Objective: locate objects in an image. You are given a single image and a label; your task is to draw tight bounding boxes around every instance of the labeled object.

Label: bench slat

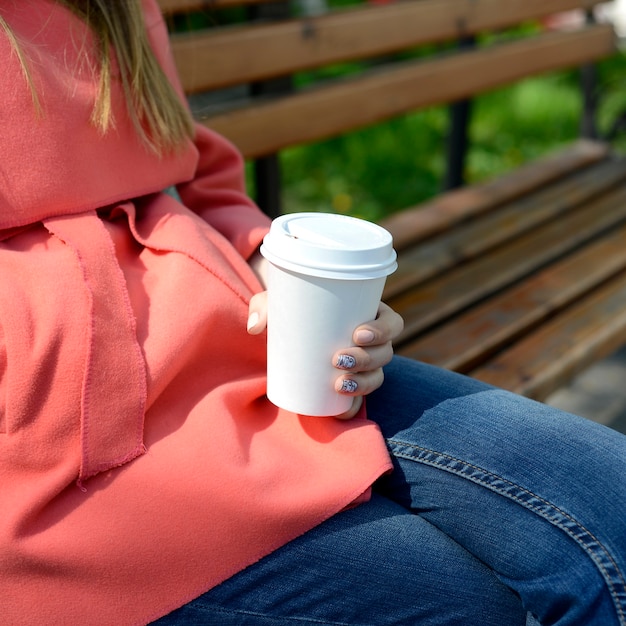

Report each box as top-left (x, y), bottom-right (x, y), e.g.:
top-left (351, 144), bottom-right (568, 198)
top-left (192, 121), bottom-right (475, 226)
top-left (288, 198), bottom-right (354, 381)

top-left (399, 223), bottom-right (626, 372)
top-left (169, 0), bottom-right (603, 92)
top-left (380, 140), bottom-right (609, 251)
top-left (389, 181), bottom-right (626, 342)
top-left (384, 156), bottom-right (626, 298)
top-left (202, 25), bottom-right (615, 158)
top-left (469, 272), bottom-right (626, 400)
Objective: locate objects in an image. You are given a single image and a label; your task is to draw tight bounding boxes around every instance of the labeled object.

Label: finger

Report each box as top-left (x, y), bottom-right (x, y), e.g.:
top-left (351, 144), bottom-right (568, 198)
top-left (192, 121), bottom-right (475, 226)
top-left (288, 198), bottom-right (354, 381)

top-left (333, 395), bottom-right (363, 421)
top-left (353, 302), bottom-right (404, 346)
top-left (333, 343), bottom-right (394, 374)
top-left (247, 291), bottom-right (268, 334)
top-left (335, 368), bottom-right (385, 399)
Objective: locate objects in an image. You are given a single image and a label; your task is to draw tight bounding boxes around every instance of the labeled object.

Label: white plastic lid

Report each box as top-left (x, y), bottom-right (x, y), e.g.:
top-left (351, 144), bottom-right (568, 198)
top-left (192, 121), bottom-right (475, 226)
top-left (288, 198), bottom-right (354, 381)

top-left (260, 213), bottom-right (397, 279)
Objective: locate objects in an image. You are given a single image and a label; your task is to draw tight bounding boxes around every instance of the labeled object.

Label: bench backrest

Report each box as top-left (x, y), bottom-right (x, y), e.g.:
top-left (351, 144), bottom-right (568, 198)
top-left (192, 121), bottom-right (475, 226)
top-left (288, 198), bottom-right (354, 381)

top-left (157, 0), bottom-right (615, 212)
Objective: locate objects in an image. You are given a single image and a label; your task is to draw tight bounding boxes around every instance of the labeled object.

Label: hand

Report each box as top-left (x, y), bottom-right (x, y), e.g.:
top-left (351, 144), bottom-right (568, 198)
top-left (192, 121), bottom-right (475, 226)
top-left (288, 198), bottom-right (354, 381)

top-left (331, 302), bottom-right (404, 419)
top-left (247, 295), bottom-right (404, 420)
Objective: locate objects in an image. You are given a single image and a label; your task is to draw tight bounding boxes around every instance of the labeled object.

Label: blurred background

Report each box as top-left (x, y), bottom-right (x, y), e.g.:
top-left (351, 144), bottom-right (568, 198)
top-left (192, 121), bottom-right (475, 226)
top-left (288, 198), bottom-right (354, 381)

top-left (173, 0), bottom-right (626, 222)
top-left (266, 0), bottom-right (626, 223)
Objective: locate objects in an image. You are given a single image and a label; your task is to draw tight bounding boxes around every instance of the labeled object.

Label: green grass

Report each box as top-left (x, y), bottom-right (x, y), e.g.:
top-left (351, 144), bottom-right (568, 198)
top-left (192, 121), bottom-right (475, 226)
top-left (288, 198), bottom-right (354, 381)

top-left (248, 53), bottom-right (626, 222)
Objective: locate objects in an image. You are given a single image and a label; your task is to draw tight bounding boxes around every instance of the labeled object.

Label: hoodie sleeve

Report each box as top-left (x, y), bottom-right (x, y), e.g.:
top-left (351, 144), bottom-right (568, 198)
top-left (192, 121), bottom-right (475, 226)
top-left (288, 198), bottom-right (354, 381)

top-left (176, 123), bottom-right (271, 260)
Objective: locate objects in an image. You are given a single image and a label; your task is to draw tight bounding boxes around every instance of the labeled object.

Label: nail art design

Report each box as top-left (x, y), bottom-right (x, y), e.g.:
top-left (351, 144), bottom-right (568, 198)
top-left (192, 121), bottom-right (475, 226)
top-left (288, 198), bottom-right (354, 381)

top-left (336, 354), bottom-right (357, 370)
top-left (340, 379), bottom-right (358, 393)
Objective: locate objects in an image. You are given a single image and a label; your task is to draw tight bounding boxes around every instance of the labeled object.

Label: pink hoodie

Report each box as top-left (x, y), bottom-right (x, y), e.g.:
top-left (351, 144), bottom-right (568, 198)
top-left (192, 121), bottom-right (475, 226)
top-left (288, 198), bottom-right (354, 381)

top-left (0, 1), bottom-right (392, 623)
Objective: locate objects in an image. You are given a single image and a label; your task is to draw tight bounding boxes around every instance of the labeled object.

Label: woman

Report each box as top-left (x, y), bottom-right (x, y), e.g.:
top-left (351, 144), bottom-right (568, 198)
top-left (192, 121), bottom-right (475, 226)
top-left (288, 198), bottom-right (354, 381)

top-left (1, 2), bottom-right (624, 624)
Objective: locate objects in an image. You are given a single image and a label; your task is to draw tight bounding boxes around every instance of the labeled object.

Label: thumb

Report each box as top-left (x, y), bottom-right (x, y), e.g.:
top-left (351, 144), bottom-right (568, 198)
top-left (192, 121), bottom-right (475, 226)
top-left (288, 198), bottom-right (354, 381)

top-left (247, 291), bottom-right (268, 335)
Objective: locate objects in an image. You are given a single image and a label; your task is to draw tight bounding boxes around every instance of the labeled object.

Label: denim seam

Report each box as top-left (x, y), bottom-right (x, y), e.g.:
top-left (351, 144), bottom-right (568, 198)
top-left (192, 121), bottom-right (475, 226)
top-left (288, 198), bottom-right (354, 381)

top-left (174, 603), bottom-right (373, 626)
top-left (387, 438), bottom-right (626, 626)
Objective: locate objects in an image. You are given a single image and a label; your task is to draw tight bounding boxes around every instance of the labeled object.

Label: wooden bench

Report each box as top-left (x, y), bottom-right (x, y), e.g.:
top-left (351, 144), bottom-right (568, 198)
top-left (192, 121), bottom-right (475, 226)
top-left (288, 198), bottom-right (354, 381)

top-left (158, 0), bottom-right (626, 402)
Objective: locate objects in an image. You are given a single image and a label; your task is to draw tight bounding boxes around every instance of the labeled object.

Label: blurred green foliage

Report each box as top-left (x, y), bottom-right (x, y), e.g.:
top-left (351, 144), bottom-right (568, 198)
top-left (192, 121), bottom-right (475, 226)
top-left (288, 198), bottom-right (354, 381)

top-left (258, 51), bottom-right (626, 222)
top-left (173, 1), bottom-right (626, 221)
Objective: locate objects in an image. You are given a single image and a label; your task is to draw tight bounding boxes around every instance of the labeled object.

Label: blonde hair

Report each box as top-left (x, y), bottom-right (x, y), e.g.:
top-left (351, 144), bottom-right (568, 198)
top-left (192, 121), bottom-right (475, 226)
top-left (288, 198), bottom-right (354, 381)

top-left (3, 0), bottom-right (194, 154)
top-left (0, 13), bottom-right (42, 116)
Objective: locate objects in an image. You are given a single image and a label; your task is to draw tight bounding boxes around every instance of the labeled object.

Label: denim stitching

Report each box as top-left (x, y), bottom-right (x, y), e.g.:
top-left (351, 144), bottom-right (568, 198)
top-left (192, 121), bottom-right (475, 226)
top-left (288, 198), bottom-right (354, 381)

top-left (177, 603), bottom-right (374, 625)
top-left (387, 438), bottom-right (626, 625)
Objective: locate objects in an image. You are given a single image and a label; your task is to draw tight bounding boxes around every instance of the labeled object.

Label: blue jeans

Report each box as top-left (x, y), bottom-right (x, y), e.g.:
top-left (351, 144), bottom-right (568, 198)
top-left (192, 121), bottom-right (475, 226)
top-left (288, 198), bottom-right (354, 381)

top-left (153, 357), bottom-right (626, 625)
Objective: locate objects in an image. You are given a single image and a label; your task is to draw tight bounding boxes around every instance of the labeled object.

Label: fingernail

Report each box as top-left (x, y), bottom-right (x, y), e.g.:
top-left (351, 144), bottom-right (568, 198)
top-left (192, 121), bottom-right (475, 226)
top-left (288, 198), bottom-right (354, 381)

top-left (247, 311), bottom-right (259, 331)
top-left (339, 379), bottom-right (358, 393)
top-left (336, 354), bottom-right (356, 369)
top-left (355, 329), bottom-right (375, 344)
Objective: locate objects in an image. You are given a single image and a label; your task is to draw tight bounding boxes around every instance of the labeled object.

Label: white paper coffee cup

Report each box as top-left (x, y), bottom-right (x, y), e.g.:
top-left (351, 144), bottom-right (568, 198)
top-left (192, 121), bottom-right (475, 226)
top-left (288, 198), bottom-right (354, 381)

top-left (260, 212), bottom-right (397, 416)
